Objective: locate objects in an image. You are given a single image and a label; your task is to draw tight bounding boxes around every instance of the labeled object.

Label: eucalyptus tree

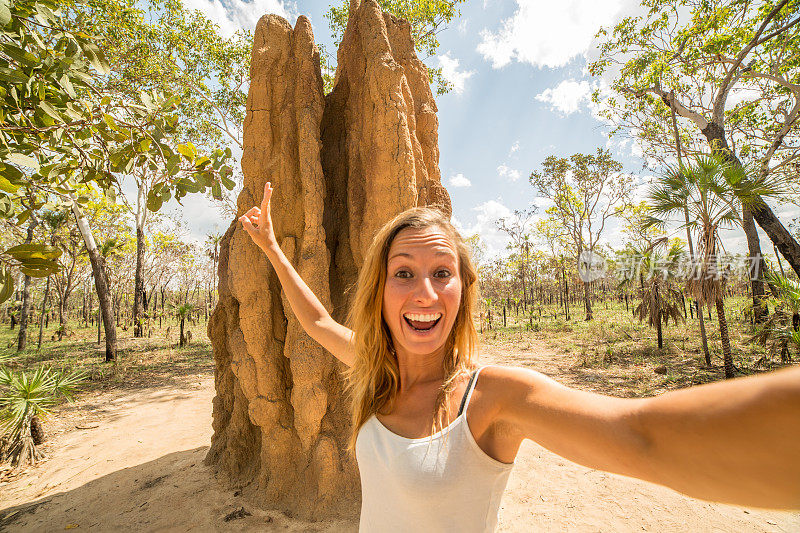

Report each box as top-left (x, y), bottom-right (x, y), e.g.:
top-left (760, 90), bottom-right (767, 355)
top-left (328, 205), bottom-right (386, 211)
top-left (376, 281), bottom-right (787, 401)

top-left (0, 0), bottom-right (234, 359)
top-left (41, 209), bottom-right (85, 334)
top-left (534, 217), bottom-right (573, 319)
top-left (530, 149), bottom-right (633, 320)
top-left (591, 0), bottom-right (800, 286)
top-left (496, 208), bottom-right (536, 308)
top-left (68, 0), bottom-right (244, 336)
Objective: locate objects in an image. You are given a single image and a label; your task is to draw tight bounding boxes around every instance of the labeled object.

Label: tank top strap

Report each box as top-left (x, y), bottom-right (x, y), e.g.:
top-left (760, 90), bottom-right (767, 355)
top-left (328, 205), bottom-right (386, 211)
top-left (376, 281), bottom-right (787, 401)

top-left (457, 366), bottom-right (485, 416)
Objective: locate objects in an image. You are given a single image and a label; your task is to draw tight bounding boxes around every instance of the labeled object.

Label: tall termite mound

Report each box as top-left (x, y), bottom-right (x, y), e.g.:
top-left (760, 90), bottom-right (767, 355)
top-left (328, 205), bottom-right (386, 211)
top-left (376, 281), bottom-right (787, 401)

top-left (206, 0), bottom-right (451, 520)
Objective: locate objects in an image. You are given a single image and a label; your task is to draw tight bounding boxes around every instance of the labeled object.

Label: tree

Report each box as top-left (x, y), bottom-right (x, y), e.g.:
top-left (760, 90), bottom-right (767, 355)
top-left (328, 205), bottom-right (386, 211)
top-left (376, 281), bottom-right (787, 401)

top-left (69, 0), bottom-right (245, 336)
top-left (497, 208), bottom-right (536, 308)
top-left (621, 200), bottom-right (712, 363)
top-left (530, 149), bottom-right (633, 320)
top-left (591, 0), bottom-right (800, 286)
top-left (625, 239), bottom-right (686, 350)
top-left (752, 271), bottom-right (800, 363)
top-left (0, 356), bottom-right (85, 470)
top-left (324, 0), bottom-right (466, 94)
top-left (648, 155), bottom-right (775, 377)
top-left (41, 209), bottom-right (86, 335)
top-left (0, 0), bottom-right (235, 359)
top-left (173, 302), bottom-right (193, 347)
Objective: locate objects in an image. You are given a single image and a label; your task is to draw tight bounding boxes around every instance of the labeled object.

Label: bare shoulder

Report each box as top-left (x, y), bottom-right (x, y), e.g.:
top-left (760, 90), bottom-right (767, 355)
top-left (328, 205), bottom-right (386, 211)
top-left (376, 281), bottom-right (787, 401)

top-left (476, 364), bottom-right (550, 403)
top-left (474, 365), bottom-right (552, 421)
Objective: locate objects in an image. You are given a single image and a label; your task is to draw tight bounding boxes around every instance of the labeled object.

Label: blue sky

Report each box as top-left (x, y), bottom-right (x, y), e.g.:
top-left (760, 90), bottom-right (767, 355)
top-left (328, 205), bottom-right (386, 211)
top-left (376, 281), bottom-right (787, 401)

top-left (168, 0), bottom-right (783, 259)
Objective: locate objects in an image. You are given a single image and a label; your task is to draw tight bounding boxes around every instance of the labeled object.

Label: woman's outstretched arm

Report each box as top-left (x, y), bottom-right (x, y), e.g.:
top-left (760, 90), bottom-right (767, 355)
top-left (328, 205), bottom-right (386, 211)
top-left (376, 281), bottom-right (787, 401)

top-left (239, 181), bottom-right (355, 367)
top-left (490, 364), bottom-right (800, 509)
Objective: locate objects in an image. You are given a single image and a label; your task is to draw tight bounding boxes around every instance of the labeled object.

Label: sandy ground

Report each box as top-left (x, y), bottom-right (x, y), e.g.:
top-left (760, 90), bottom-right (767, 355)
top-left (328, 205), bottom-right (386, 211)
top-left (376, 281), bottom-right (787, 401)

top-left (1, 342), bottom-right (798, 532)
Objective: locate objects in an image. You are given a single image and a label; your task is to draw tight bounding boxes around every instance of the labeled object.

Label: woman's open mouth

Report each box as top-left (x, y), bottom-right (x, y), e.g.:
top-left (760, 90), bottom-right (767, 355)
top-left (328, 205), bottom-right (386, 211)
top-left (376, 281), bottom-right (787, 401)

top-left (403, 312), bottom-right (442, 332)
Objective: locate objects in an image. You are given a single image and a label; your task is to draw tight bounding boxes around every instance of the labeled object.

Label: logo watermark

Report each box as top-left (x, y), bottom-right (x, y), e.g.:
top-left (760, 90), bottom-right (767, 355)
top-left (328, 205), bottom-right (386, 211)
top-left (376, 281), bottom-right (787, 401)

top-left (577, 251), bottom-right (607, 282)
top-left (575, 252), bottom-right (763, 282)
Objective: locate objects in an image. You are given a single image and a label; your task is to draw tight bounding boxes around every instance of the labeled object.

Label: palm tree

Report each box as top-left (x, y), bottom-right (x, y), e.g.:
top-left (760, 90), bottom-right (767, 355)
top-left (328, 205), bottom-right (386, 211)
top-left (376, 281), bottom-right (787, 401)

top-left (647, 154), bottom-right (767, 378)
top-left (623, 239), bottom-right (686, 350)
top-left (0, 355), bottom-right (85, 470)
top-left (751, 271), bottom-right (800, 364)
top-left (172, 303), bottom-right (194, 347)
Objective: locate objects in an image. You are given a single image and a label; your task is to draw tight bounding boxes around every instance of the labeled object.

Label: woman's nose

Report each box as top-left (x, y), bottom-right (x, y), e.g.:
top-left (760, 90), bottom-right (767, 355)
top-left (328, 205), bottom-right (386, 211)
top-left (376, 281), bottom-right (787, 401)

top-left (413, 276), bottom-right (437, 303)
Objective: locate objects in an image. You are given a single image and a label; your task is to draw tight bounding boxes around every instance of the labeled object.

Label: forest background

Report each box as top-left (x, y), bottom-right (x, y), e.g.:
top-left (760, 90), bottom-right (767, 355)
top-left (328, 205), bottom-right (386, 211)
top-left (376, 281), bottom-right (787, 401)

top-left (0, 0), bottom-right (799, 486)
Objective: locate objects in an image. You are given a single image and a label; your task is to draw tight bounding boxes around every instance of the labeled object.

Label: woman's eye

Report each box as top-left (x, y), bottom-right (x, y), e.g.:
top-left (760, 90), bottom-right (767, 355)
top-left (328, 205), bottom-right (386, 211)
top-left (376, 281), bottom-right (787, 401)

top-left (395, 270), bottom-right (412, 279)
top-left (435, 269), bottom-right (452, 278)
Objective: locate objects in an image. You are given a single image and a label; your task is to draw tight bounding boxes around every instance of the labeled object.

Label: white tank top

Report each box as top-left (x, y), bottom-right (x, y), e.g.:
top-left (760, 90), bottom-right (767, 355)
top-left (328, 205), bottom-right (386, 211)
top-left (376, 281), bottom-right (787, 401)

top-left (355, 366), bottom-right (516, 532)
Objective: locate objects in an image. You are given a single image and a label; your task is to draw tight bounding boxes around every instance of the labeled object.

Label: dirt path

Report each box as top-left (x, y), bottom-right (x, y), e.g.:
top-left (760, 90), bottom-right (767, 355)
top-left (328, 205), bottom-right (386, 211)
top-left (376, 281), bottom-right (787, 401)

top-left (1, 342), bottom-right (797, 532)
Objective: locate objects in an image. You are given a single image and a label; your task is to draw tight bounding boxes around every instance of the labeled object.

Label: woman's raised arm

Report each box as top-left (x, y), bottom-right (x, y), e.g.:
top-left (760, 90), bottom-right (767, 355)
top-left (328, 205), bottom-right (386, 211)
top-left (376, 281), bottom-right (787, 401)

top-left (489, 364), bottom-right (800, 509)
top-left (239, 181), bottom-right (355, 367)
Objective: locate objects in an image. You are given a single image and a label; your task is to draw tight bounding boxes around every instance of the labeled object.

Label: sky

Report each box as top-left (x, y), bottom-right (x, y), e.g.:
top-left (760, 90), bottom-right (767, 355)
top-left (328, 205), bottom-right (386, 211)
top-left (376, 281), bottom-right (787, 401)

top-left (165, 0), bottom-right (792, 261)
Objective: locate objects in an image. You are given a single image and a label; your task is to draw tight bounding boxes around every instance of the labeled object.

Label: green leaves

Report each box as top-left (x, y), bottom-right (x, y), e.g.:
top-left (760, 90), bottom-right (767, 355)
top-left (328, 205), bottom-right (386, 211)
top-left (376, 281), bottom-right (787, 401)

top-left (0, 0), bottom-right (11, 27)
top-left (0, 266), bottom-right (13, 304)
top-left (2, 243), bottom-right (62, 279)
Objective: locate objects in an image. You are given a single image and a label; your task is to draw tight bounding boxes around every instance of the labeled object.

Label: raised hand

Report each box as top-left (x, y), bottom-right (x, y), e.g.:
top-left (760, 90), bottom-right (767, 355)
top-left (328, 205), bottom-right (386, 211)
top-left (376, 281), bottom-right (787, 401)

top-left (239, 181), bottom-right (277, 252)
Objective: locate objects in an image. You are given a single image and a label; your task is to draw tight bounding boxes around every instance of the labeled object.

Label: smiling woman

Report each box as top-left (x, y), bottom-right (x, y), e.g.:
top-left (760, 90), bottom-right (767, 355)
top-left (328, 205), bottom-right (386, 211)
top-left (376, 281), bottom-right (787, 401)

top-left (239, 182), bottom-right (800, 532)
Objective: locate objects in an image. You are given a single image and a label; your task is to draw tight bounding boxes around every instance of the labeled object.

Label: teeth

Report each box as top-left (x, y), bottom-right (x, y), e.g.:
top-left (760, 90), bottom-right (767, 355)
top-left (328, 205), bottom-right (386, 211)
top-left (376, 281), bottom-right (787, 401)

top-left (404, 313), bottom-right (442, 322)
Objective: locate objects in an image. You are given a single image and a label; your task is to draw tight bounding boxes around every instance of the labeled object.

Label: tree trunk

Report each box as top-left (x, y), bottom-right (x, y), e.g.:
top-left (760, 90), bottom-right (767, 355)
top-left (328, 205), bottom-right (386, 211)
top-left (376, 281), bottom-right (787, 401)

top-left (17, 220), bottom-right (37, 352)
top-left (133, 225), bottom-right (145, 337)
top-left (582, 280), bottom-right (592, 321)
top-left (17, 272), bottom-right (31, 352)
top-left (37, 276), bottom-right (50, 351)
top-left (715, 297), bottom-right (735, 379)
top-left (70, 198), bottom-right (117, 362)
top-left (742, 207), bottom-right (767, 322)
top-left (180, 315), bottom-right (186, 347)
top-left (655, 283), bottom-right (663, 350)
top-left (697, 121), bottom-right (800, 277)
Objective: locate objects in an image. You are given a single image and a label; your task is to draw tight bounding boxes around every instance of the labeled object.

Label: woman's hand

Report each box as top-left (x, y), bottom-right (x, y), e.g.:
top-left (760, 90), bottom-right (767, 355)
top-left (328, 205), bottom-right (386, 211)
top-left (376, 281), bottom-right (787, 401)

top-left (239, 181), bottom-right (277, 252)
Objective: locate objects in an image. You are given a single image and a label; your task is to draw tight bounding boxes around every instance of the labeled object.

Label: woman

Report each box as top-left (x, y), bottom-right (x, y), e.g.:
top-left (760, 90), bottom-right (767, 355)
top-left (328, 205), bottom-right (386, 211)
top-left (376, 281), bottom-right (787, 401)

top-left (239, 182), bottom-right (799, 532)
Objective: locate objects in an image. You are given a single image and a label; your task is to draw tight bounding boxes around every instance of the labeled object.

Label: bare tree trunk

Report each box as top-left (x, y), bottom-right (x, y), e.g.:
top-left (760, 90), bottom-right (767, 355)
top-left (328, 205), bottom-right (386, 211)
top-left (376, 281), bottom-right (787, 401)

top-left (17, 220), bottom-right (37, 352)
top-left (743, 207), bottom-right (767, 323)
top-left (133, 225), bottom-right (145, 337)
top-left (655, 283), bottom-right (663, 350)
top-left (582, 281), bottom-right (592, 321)
top-left (37, 276), bottom-right (50, 351)
top-left (715, 297), bottom-right (735, 379)
top-left (70, 198), bottom-right (117, 362)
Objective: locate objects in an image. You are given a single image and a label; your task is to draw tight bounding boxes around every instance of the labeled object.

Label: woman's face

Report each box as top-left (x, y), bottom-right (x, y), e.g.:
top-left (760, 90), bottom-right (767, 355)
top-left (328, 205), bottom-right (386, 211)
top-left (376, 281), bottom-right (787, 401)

top-left (382, 226), bottom-right (462, 360)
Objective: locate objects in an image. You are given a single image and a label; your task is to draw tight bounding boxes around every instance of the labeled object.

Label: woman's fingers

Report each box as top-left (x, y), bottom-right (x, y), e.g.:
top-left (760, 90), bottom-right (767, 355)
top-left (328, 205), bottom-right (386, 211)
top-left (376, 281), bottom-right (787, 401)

top-left (243, 206), bottom-right (261, 219)
top-left (261, 181), bottom-right (272, 213)
top-left (239, 214), bottom-right (257, 236)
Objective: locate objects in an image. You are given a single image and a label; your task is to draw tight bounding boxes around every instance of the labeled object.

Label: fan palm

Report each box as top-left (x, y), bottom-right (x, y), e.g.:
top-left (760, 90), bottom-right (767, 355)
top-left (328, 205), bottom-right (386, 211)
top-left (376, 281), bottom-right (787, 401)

top-left (623, 239), bottom-right (686, 350)
top-left (172, 303), bottom-right (194, 347)
top-left (0, 354), bottom-right (85, 470)
top-left (751, 271), bottom-right (800, 364)
top-left (647, 154), bottom-right (767, 378)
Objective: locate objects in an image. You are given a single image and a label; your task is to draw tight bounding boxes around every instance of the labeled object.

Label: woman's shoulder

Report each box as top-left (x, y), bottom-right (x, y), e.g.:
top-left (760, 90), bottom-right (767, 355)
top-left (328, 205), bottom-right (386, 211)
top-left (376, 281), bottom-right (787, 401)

top-left (473, 364), bottom-right (548, 407)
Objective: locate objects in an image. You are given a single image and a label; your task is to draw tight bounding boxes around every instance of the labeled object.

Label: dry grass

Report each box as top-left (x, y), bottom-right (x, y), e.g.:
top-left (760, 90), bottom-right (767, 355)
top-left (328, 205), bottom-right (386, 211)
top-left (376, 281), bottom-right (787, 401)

top-left (0, 317), bottom-right (214, 393)
top-left (479, 296), bottom-right (796, 398)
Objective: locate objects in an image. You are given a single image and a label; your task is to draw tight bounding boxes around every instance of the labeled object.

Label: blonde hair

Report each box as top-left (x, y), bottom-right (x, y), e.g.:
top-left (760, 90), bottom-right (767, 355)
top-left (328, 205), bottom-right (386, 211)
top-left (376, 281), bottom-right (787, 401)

top-left (344, 207), bottom-right (479, 451)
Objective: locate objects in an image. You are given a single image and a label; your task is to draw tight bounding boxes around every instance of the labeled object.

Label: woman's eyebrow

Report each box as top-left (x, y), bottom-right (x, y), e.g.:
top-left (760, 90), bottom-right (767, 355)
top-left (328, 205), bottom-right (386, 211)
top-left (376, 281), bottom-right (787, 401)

top-left (388, 250), bottom-right (455, 261)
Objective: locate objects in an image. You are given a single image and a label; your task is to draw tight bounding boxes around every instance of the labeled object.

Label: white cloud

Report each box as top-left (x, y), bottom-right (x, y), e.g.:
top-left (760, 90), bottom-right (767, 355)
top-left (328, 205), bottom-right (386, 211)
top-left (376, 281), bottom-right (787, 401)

top-left (448, 173), bottom-right (472, 188)
top-left (438, 52), bottom-right (475, 95)
top-left (497, 164), bottom-right (521, 182)
top-left (454, 200), bottom-right (514, 258)
top-left (182, 0), bottom-right (296, 37)
top-left (477, 0), bottom-right (625, 69)
top-left (457, 19), bottom-right (468, 35)
top-left (509, 140), bottom-right (520, 155)
top-left (535, 79), bottom-right (596, 115)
